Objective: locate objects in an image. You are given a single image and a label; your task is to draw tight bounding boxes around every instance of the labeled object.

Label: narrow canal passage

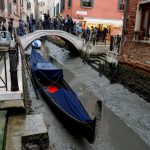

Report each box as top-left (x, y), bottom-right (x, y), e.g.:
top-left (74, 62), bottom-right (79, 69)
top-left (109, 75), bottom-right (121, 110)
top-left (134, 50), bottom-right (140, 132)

top-left (24, 40), bottom-right (150, 150)
top-left (26, 41), bottom-right (102, 150)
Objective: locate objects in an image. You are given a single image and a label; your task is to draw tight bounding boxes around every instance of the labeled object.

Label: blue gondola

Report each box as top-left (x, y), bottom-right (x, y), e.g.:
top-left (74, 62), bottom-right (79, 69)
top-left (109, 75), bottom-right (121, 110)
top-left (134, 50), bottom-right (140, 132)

top-left (29, 49), bottom-right (96, 142)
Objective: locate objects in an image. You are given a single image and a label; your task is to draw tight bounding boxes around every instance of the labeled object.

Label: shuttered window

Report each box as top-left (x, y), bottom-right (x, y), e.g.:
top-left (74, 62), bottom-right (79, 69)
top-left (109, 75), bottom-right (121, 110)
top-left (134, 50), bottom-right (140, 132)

top-left (60, 0), bottom-right (65, 12)
top-left (68, 0), bottom-right (72, 8)
top-left (56, 3), bottom-right (60, 16)
top-left (13, 0), bottom-right (17, 3)
top-left (27, 2), bottom-right (31, 10)
top-left (140, 3), bottom-right (150, 38)
top-left (81, 0), bottom-right (93, 7)
top-left (54, 7), bottom-right (55, 16)
top-left (0, 0), bottom-right (5, 11)
top-left (118, 0), bottom-right (124, 10)
top-left (8, 2), bottom-right (12, 15)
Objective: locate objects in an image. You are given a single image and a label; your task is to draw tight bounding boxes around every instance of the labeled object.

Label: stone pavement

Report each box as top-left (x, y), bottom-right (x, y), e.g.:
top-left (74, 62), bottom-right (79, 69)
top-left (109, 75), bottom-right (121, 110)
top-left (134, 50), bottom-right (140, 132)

top-left (5, 114), bottom-right (49, 150)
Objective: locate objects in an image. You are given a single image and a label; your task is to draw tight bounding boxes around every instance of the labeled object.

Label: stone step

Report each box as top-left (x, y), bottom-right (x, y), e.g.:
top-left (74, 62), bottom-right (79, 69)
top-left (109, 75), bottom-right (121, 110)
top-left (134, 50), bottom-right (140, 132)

top-left (0, 111), bottom-right (7, 150)
top-left (5, 114), bottom-right (49, 150)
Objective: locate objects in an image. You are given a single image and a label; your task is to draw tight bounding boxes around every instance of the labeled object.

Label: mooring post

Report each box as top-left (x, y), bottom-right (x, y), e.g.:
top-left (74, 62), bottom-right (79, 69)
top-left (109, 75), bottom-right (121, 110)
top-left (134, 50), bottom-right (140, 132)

top-left (9, 46), bottom-right (19, 91)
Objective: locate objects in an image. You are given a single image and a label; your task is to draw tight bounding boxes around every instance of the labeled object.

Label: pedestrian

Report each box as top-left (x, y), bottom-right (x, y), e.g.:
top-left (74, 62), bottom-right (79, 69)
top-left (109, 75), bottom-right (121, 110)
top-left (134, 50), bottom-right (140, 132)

top-left (8, 18), bottom-right (13, 39)
top-left (102, 27), bottom-right (108, 43)
top-left (2, 19), bottom-right (6, 38)
top-left (28, 18), bottom-right (33, 33)
top-left (85, 26), bottom-right (90, 43)
top-left (92, 27), bottom-right (97, 46)
top-left (32, 18), bottom-right (36, 31)
top-left (53, 17), bottom-right (58, 30)
top-left (57, 15), bottom-right (62, 30)
top-left (18, 19), bottom-right (26, 36)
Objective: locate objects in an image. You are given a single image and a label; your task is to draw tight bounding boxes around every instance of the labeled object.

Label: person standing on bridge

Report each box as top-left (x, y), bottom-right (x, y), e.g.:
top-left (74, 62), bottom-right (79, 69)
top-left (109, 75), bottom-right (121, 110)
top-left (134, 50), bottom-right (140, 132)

top-left (85, 26), bottom-right (90, 43)
top-left (57, 15), bottom-right (63, 30)
top-left (8, 18), bottom-right (14, 40)
top-left (92, 27), bottom-right (98, 46)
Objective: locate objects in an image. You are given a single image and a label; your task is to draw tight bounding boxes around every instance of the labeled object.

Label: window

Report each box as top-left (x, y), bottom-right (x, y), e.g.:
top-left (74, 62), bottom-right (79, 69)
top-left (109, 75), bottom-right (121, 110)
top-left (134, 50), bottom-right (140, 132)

top-left (61, 0), bottom-right (65, 12)
top-left (27, 2), bottom-right (31, 10)
top-left (13, 0), bottom-right (17, 3)
top-left (68, 0), bottom-right (72, 8)
top-left (81, 0), bottom-right (93, 7)
top-left (0, 0), bottom-right (5, 11)
top-left (118, 0), bottom-right (124, 10)
top-left (140, 3), bottom-right (150, 38)
top-left (54, 6), bottom-right (55, 16)
top-left (7, 2), bottom-right (11, 15)
top-left (56, 3), bottom-right (59, 16)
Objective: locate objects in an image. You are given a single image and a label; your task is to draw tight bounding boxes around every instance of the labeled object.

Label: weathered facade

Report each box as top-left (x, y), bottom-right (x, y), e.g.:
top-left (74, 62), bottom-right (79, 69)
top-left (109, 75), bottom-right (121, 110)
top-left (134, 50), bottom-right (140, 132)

top-left (118, 0), bottom-right (150, 102)
top-left (120, 0), bottom-right (150, 72)
top-left (0, 0), bottom-right (22, 28)
top-left (52, 0), bottom-right (124, 35)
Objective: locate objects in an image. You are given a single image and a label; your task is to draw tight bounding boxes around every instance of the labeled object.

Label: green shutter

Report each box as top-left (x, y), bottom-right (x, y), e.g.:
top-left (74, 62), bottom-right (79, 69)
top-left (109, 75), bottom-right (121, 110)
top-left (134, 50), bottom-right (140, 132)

top-left (80, 0), bottom-right (83, 7)
top-left (56, 3), bottom-right (59, 16)
top-left (8, 2), bottom-right (11, 15)
top-left (68, 0), bottom-right (72, 8)
top-left (63, 0), bottom-right (65, 10)
top-left (0, 0), bottom-right (5, 10)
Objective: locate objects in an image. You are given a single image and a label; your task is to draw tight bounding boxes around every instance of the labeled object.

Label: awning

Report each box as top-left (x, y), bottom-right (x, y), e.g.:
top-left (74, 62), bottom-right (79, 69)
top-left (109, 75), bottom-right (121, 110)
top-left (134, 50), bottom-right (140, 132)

top-left (83, 18), bottom-right (123, 26)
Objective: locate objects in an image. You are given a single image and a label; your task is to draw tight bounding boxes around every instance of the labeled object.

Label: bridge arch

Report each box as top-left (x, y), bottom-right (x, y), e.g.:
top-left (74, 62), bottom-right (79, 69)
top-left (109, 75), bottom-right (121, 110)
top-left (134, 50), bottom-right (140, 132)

top-left (19, 30), bottom-right (84, 52)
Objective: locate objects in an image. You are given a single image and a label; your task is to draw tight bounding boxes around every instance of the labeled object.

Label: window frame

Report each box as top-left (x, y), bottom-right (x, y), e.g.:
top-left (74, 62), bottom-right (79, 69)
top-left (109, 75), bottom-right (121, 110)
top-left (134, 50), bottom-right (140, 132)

top-left (56, 3), bottom-right (60, 16)
top-left (80, 0), bottom-right (93, 8)
top-left (140, 3), bottom-right (150, 38)
top-left (134, 2), bottom-right (150, 42)
top-left (68, 0), bottom-right (72, 8)
top-left (118, 0), bottom-right (124, 11)
top-left (60, 0), bottom-right (65, 12)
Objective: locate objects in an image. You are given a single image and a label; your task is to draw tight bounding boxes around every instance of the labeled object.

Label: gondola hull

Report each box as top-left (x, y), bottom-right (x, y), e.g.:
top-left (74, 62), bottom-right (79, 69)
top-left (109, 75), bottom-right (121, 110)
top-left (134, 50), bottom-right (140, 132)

top-left (29, 49), bottom-right (96, 143)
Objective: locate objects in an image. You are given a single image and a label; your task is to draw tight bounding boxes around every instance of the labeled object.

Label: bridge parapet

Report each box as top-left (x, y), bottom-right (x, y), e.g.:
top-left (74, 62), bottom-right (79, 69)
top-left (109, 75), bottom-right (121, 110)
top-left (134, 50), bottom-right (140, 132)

top-left (19, 30), bottom-right (84, 50)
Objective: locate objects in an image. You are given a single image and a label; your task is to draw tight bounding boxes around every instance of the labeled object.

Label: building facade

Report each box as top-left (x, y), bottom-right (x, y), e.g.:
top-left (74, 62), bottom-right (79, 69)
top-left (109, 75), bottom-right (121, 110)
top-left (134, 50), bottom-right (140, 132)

top-left (52, 0), bottom-right (124, 35)
top-left (120, 0), bottom-right (150, 73)
top-left (0, 0), bottom-right (22, 28)
top-left (35, 0), bottom-right (51, 20)
top-left (118, 0), bottom-right (150, 102)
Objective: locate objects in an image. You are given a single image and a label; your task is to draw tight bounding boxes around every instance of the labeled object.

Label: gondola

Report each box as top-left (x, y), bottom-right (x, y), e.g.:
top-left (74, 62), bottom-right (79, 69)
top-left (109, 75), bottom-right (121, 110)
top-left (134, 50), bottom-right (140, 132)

top-left (29, 49), bottom-right (96, 143)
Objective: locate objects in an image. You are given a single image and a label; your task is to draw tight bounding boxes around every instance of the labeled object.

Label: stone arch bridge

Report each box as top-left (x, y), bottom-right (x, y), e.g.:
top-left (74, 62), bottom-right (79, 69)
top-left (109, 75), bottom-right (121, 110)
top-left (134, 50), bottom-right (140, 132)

top-left (19, 30), bottom-right (84, 53)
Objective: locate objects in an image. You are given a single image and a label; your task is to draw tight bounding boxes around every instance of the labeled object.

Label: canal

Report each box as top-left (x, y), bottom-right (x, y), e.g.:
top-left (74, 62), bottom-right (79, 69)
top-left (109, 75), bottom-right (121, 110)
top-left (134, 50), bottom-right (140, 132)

top-left (25, 40), bottom-right (150, 150)
top-left (25, 40), bottom-right (103, 150)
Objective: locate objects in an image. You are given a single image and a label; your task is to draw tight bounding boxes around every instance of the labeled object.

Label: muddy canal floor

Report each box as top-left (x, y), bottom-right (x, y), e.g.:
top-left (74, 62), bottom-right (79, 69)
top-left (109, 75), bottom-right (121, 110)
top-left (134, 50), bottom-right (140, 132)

top-left (25, 73), bottom-right (101, 150)
top-left (23, 41), bottom-right (104, 150)
top-left (23, 41), bottom-right (150, 150)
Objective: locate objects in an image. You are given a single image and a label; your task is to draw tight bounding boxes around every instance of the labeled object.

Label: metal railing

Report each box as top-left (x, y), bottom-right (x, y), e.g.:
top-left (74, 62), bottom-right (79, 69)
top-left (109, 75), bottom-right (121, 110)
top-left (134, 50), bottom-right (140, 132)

top-left (0, 31), bottom-right (12, 91)
top-left (0, 31), bottom-right (12, 90)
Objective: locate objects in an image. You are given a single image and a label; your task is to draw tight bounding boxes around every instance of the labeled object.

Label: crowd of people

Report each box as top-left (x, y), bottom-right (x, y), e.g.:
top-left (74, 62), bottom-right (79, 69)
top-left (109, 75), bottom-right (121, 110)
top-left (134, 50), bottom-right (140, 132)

top-left (0, 18), bottom-right (14, 39)
top-left (0, 14), bottom-right (109, 46)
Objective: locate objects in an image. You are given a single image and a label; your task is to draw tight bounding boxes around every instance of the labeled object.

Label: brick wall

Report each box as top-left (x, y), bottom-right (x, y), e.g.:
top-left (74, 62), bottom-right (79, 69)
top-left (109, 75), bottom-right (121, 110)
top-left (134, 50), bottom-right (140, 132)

top-left (119, 0), bottom-right (150, 74)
